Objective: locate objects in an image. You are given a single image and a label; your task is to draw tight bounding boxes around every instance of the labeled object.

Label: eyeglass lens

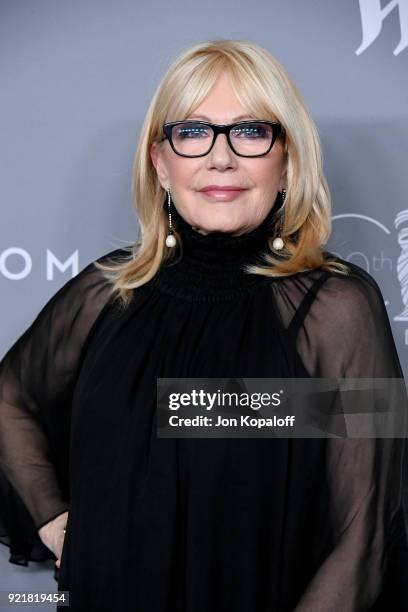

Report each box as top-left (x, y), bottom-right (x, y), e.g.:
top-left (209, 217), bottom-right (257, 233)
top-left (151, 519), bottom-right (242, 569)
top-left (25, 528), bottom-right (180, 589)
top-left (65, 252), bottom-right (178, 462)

top-left (170, 122), bottom-right (274, 156)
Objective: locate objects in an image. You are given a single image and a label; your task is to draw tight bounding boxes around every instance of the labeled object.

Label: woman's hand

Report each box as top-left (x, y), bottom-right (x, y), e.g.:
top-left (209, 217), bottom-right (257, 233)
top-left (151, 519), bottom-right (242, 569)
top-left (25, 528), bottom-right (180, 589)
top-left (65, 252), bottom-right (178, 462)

top-left (38, 511), bottom-right (68, 569)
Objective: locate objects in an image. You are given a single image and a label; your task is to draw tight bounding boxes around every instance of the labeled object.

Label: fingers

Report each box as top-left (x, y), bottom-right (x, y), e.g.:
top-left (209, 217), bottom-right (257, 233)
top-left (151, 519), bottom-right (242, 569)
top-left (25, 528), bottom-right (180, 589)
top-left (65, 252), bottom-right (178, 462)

top-left (55, 526), bottom-right (66, 569)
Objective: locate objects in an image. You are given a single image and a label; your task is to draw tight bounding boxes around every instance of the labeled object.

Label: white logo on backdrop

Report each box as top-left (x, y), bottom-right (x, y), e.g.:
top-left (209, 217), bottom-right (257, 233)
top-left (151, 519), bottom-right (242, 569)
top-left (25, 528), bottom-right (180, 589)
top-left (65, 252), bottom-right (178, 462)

top-left (0, 248), bottom-right (79, 280)
top-left (356, 0), bottom-right (408, 56)
top-left (394, 210), bottom-right (408, 320)
top-left (332, 212), bottom-right (408, 344)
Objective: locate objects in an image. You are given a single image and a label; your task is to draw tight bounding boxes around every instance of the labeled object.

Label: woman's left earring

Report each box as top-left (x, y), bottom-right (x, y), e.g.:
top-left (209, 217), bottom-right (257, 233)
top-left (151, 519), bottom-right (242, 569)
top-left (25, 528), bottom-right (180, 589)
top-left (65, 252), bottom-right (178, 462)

top-left (272, 189), bottom-right (286, 251)
top-left (165, 187), bottom-right (177, 248)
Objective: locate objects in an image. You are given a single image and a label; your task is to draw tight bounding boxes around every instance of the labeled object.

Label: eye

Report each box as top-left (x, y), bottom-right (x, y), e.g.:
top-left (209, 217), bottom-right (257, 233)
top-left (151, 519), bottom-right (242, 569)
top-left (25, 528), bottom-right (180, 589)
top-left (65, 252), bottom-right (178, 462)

top-left (174, 123), bottom-right (211, 139)
top-left (231, 123), bottom-right (270, 139)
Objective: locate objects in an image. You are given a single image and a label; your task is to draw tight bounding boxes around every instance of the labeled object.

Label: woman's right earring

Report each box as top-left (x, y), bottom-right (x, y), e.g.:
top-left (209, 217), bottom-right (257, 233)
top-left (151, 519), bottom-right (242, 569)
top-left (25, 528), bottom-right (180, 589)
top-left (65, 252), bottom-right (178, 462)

top-left (165, 187), bottom-right (177, 248)
top-left (272, 189), bottom-right (286, 251)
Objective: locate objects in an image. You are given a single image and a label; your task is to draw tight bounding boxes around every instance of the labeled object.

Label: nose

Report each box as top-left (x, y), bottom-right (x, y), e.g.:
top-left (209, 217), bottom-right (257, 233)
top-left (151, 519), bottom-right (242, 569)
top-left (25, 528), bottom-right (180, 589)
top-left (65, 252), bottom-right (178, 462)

top-left (208, 131), bottom-right (235, 160)
top-left (212, 132), bottom-right (229, 150)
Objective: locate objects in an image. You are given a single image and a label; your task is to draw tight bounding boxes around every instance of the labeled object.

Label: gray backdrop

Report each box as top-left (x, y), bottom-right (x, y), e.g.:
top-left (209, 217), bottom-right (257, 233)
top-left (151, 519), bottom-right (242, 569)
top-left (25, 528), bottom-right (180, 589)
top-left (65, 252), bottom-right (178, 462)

top-left (1, 0), bottom-right (407, 603)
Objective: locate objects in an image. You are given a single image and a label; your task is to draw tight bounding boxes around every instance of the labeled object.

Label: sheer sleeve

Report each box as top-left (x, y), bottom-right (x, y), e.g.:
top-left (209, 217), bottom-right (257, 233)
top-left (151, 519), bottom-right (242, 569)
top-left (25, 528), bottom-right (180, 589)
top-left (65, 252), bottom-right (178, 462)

top-left (0, 248), bottom-right (126, 567)
top-left (276, 258), bottom-right (408, 610)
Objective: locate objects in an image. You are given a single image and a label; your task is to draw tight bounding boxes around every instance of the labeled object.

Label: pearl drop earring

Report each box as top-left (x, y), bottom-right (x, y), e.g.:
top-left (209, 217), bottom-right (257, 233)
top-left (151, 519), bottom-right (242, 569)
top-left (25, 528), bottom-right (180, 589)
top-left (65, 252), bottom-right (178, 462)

top-left (272, 189), bottom-right (286, 251)
top-left (165, 187), bottom-right (177, 248)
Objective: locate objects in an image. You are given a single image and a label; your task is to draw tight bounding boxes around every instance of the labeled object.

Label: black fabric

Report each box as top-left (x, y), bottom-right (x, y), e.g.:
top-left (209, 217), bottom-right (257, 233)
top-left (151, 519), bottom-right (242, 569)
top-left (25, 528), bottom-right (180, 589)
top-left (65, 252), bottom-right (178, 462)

top-left (1, 202), bottom-right (407, 611)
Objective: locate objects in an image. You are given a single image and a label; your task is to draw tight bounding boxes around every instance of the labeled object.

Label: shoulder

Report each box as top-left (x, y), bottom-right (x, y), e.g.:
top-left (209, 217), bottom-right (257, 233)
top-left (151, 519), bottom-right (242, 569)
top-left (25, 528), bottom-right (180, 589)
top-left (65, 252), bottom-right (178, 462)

top-left (25, 246), bottom-right (133, 331)
top-left (57, 246), bottom-right (132, 297)
top-left (299, 252), bottom-right (390, 341)
top-left (318, 252), bottom-right (385, 310)
top-left (269, 253), bottom-right (383, 336)
top-left (311, 254), bottom-right (402, 377)
top-left (274, 251), bottom-right (384, 309)
top-left (276, 251), bottom-right (387, 330)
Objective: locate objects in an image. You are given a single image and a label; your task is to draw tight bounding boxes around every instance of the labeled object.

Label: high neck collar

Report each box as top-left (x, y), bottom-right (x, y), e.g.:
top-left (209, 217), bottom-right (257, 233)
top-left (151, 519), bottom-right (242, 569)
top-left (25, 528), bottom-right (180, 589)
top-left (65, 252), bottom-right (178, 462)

top-left (153, 194), bottom-right (283, 303)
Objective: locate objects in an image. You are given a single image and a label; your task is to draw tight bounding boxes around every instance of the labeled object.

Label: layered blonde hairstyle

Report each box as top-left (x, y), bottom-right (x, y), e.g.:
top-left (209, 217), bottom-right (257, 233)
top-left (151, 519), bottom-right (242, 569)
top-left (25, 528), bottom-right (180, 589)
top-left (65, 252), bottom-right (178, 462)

top-left (95, 38), bottom-right (350, 309)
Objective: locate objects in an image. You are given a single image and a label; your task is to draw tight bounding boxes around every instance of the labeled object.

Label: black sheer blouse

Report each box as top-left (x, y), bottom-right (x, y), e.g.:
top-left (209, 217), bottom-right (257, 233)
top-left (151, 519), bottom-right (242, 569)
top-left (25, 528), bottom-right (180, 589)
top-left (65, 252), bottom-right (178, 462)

top-left (0, 204), bottom-right (407, 611)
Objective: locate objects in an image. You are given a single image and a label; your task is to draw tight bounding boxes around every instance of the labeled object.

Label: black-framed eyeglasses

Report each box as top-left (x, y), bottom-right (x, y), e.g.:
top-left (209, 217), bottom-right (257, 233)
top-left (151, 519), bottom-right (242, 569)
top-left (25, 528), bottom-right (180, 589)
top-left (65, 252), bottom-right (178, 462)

top-left (160, 120), bottom-right (285, 158)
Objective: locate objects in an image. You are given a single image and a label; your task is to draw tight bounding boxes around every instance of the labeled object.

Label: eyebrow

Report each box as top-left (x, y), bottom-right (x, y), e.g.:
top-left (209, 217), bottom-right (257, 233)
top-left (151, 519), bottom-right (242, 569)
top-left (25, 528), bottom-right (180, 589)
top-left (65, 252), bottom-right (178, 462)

top-left (186, 114), bottom-right (256, 122)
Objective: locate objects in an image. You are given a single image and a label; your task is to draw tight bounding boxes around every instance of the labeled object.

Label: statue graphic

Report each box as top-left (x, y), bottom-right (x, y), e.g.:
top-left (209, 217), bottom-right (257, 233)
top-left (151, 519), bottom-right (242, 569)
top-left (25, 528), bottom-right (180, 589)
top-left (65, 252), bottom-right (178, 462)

top-left (394, 210), bottom-right (408, 321)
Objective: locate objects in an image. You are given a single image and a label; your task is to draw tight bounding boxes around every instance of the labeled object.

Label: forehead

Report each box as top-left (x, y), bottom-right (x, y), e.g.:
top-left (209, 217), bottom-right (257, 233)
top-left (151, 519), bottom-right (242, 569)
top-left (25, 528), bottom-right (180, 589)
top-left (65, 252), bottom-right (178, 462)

top-left (185, 113), bottom-right (257, 122)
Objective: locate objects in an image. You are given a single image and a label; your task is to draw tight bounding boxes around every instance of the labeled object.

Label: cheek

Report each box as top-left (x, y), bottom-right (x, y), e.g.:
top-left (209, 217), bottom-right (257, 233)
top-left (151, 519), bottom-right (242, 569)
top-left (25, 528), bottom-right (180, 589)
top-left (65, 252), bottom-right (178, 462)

top-left (254, 157), bottom-right (284, 187)
top-left (251, 166), bottom-right (280, 191)
top-left (171, 165), bottom-right (198, 191)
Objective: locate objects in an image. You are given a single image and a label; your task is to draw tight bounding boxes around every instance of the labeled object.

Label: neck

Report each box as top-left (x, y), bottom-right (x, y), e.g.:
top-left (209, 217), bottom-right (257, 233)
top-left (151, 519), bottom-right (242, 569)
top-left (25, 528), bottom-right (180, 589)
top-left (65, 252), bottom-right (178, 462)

top-left (153, 194), bottom-right (283, 303)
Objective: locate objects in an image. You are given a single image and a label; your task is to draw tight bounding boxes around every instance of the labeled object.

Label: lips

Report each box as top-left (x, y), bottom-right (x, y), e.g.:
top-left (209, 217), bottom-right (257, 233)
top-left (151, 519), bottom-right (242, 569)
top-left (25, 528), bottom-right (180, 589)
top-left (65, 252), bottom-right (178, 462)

top-left (199, 186), bottom-right (246, 192)
top-left (198, 187), bottom-right (247, 202)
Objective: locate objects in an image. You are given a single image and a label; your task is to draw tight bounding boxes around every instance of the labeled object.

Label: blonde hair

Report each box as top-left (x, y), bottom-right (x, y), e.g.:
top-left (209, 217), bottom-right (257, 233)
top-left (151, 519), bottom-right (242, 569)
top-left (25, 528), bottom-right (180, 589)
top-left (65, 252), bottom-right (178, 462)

top-left (95, 38), bottom-right (350, 309)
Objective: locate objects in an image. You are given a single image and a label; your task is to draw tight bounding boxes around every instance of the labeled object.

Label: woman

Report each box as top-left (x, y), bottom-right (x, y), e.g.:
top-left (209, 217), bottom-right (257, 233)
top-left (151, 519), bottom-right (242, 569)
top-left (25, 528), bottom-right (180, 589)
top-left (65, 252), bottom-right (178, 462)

top-left (0, 39), bottom-right (407, 611)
